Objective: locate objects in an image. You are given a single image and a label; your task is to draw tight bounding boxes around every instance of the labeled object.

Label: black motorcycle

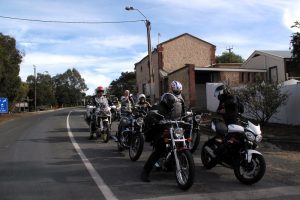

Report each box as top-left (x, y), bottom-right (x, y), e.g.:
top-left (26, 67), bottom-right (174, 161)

top-left (153, 111), bottom-right (195, 190)
top-left (201, 117), bottom-right (266, 185)
top-left (116, 108), bottom-right (146, 161)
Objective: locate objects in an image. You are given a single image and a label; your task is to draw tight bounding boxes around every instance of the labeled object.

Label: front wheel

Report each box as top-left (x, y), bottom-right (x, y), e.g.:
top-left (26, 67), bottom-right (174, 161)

top-left (175, 150), bottom-right (195, 190)
top-left (189, 130), bottom-right (200, 153)
top-left (129, 133), bottom-right (144, 161)
top-left (234, 153), bottom-right (266, 185)
top-left (102, 121), bottom-right (110, 143)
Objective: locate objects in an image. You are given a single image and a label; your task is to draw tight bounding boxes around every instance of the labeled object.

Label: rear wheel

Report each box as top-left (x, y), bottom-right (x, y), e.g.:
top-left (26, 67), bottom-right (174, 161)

top-left (201, 141), bottom-right (217, 169)
top-left (175, 150), bottom-right (195, 190)
top-left (234, 153), bottom-right (266, 185)
top-left (129, 133), bottom-right (144, 161)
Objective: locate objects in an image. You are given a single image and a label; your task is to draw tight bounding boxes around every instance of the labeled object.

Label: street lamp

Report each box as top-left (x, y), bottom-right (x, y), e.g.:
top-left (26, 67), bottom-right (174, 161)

top-left (33, 65), bottom-right (37, 112)
top-left (125, 6), bottom-right (153, 101)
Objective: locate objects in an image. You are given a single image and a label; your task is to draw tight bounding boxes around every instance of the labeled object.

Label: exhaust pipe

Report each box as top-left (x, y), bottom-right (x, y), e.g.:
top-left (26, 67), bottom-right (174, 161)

top-left (204, 146), bottom-right (216, 158)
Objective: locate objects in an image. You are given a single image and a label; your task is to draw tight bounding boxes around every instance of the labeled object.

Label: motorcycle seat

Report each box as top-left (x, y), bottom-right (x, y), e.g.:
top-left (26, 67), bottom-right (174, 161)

top-left (213, 120), bottom-right (228, 136)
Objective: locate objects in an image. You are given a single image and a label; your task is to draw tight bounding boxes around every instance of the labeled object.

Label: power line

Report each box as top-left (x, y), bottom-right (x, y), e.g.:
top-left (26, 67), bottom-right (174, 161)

top-left (0, 15), bottom-right (145, 24)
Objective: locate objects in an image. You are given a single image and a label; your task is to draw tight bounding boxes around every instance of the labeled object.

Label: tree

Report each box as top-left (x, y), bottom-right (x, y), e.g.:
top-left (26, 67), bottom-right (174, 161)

top-left (237, 81), bottom-right (288, 125)
top-left (106, 71), bottom-right (136, 98)
top-left (26, 73), bottom-right (56, 110)
top-left (216, 51), bottom-right (244, 63)
top-left (53, 68), bottom-right (88, 107)
top-left (290, 21), bottom-right (300, 65)
top-left (0, 33), bottom-right (23, 111)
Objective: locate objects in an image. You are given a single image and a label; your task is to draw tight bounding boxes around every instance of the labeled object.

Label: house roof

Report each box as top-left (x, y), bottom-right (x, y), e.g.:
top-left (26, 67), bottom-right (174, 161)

top-left (159, 33), bottom-right (216, 47)
top-left (134, 33), bottom-right (216, 67)
top-left (256, 50), bottom-right (292, 58)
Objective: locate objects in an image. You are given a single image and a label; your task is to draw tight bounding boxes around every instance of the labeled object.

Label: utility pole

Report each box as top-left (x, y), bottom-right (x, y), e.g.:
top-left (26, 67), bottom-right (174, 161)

top-left (226, 46), bottom-right (233, 63)
top-left (33, 65), bottom-right (37, 112)
top-left (125, 6), bottom-right (154, 102)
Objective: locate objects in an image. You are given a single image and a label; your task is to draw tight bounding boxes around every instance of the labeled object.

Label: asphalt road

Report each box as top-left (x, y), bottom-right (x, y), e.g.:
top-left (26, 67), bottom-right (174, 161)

top-left (0, 108), bottom-right (300, 200)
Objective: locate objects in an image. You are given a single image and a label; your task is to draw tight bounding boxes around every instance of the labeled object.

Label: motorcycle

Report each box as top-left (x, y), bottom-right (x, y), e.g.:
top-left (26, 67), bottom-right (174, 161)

top-left (90, 103), bottom-right (112, 143)
top-left (110, 104), bottom-right (121, 121)
top-left (84, 104), bottom-right (96, 125)
top-left (116, 107), bottom-right (146, 161)
top-left (181, 111), bottom-right (203, 153)
top-left (153, 111), bottom-right (195, 190)
top-left (201, 116), bottom-right (266, 185)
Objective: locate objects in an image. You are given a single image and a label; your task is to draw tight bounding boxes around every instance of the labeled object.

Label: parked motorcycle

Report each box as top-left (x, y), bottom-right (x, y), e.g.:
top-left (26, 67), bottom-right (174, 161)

top-left (181, 111), bottom-right (203, 153)
top-left (153, 111), bottom-right (195, 190)
top-left (201, 116), bottom-right (266, 185)
top-left (116, 107), bottom-right (146, 161)
top-left (90, 103), bottom-right (112, 143)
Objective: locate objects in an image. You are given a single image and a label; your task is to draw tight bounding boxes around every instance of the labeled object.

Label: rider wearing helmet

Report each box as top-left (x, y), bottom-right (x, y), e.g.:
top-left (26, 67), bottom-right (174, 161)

top-left (215, 84), bottom-right (242, 125)
top-left (170, 80), bottom-right (186, 119)
top-left (141, 93), bottom-right (178, 182)
top-left (92, 86), bottom-right (109, 107)
top-left (136, 94), bottom-right (151, 110)
top-left (89, 86), bottom-right (110, 140)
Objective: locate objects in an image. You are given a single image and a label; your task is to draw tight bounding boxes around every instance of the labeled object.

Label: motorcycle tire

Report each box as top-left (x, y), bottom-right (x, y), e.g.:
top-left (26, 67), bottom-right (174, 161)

top-left (175, 150), bottom-right (195, 191)
top-left (89, 121), bottom-right (95, 135)
top-left (234, 153), bottom-right (266, 185)
top-left (102, 121), bottom-right (110, 143)
top-left (190, 130), bottom-right (200, 153)
top-left (129, 133), bottom-right (144, 161)
top-left (201, 141), bottom-right (217, 169)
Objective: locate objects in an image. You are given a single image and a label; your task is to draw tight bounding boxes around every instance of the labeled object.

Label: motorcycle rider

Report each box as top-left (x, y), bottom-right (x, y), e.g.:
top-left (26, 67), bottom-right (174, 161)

top-left (121, 90), bottom-right (135, 113)
top-left (141, 92), bottom-right (179, 182)
top-left (215, 85), bottom-right (242, 125)
top-left (214, 84), bottom-right (244, 159)
top-left (170, 80), bottom-right (186, 119)
top-left (89, 86), bottom-right (110, 140)
top-left (135, 94), bottom-right (151, 111)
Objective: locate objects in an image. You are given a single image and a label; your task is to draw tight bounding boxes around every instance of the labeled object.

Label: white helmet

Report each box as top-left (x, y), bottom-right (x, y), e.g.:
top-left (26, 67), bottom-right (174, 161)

top-left (138, 94), bottom-right (146, 100)
top-left (171, 80), bottom-right (182, 95)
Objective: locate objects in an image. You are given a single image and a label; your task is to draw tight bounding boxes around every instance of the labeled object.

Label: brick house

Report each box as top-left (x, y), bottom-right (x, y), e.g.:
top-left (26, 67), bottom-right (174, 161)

top-left (135, 33), bottom-right (265, 109)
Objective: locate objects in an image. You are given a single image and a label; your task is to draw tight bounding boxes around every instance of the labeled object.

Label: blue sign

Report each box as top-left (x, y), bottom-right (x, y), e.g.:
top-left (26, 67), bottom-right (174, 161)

top-left (0, 98), bottom-right (8, 113)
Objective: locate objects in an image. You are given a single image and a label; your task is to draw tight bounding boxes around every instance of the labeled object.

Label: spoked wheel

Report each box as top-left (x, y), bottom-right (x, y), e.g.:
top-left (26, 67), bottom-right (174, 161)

top-left (234, 153), bottom-right (266, 185)
top-left (189, 130), bottom-right (200, 153)
top-left (129, 133), bottom-right (144, 161)
top-left (201, 141), bottom-right (217, 169)
top-left (89, 121), bottom-right (96, 138)
top-left (102, 121), bottom-right (110, 143)
top-left (175, 150), bottom-right (195, 190)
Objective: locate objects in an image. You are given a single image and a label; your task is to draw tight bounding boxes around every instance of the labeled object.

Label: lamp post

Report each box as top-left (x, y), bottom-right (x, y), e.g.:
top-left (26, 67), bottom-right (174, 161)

top-left (125, 6), bottom-right (153, 101)
top-left (33, 65), bottom-right (37, 112)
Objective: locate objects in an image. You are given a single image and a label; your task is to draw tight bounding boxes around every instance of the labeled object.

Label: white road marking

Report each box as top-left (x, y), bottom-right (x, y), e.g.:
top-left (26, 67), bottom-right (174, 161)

top-left (67, 111), bottom-right (118, 200)
top-left (136, 185), bottom-right (300, 200)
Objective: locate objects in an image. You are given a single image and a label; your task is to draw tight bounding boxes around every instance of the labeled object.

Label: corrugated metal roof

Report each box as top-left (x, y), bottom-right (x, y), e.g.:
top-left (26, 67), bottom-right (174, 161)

top-left (258, 50), bottom-right (292, 58)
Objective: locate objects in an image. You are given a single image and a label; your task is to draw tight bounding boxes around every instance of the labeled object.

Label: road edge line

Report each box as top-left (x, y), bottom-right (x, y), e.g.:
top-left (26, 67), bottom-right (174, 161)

top-left (67, 111), bottom-right (118, 200)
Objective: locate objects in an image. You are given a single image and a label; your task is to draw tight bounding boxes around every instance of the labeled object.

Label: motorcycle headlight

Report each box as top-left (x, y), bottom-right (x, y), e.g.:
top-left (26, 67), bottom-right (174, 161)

top-left (245, 132), bottom-right (255, 142)
top-left (194, 115), bottom-right (202, 124)
top-left (174, 128), bottom-right (184, 139)
top-left (256, 135), bottom-right (263, 143)
top-left (136, 117), bottom-right (144, 126)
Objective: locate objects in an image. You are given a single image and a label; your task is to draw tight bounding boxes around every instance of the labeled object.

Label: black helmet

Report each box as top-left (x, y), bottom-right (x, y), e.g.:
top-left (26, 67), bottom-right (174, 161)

top-left (214, 84), bottom-right (230, 99)
top-left (160, 93), bottom-right (176, 111)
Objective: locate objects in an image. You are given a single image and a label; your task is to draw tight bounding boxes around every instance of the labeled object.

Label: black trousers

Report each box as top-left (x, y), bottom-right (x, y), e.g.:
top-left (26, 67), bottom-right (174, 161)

top-left (143, 137), bottom-right (166, 174)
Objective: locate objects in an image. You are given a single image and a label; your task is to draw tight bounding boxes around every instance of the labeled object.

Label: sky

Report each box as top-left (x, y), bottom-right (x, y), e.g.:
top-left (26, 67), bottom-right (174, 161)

top-left (0, 0), bottom-right (299, 95)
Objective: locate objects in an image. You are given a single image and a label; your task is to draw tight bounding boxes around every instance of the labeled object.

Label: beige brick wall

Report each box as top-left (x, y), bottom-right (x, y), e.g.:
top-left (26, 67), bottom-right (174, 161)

top-left (135, 57), bottom-right (150, 95)
top-left (220, 72), bottom-right (240, 87)
top-left (162, 35), bottom-right (214, 73)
